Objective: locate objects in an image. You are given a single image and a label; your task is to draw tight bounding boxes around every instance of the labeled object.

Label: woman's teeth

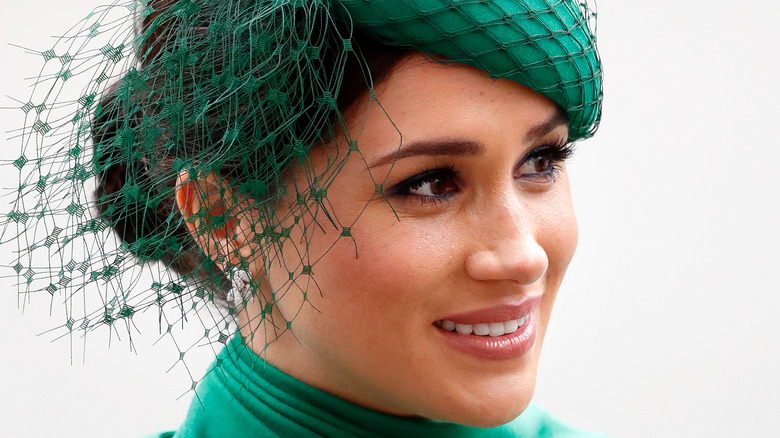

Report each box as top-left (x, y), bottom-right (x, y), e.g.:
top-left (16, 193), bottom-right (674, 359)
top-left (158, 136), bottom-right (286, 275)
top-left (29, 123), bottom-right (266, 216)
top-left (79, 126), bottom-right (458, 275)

top-left (437, 316), bottom-right (528, 337)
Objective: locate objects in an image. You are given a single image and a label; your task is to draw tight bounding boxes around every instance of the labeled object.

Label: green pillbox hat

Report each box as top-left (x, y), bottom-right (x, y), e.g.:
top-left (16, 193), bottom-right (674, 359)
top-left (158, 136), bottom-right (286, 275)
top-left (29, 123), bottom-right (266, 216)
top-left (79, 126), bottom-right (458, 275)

top-left (338, 0), bottom-right (602, 140)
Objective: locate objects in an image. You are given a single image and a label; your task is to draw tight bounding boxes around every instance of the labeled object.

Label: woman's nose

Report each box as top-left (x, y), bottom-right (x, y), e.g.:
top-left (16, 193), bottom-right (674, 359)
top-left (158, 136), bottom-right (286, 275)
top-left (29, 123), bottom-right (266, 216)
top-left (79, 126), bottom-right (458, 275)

top-left (464, 201), bottom-right (549, 285)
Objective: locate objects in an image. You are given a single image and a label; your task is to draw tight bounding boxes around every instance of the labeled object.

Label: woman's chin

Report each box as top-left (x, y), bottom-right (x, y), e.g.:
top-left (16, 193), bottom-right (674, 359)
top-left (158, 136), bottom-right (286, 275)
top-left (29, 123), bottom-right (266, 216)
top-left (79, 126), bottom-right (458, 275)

top-left (423, 386), bottom-right (535, 428)
top-left (441, 402), bottom-right (531, 428)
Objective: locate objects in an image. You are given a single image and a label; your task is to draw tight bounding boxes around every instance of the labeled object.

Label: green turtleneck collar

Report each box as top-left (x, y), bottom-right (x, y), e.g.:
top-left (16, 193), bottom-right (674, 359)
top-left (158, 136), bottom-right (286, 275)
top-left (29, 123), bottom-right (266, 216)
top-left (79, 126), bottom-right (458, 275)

top-left (160, 334), bottom-right (604, 437)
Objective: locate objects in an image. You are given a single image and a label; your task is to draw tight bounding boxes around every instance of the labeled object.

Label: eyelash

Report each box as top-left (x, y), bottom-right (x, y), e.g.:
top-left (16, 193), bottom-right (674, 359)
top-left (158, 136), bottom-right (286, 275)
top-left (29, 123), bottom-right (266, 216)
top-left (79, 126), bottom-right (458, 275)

top-left (389, 141), bottom-right (575, 205)
top-left (390, 165), bottom-right (461, 206)
top-left (519, 141), bottom-right (575, 182)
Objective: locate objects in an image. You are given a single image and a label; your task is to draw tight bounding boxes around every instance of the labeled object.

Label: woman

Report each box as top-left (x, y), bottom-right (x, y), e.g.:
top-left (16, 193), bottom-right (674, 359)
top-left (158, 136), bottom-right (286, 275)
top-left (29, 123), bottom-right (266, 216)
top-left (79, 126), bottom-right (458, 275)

top-left (5, 0), bottom-right (603, 435)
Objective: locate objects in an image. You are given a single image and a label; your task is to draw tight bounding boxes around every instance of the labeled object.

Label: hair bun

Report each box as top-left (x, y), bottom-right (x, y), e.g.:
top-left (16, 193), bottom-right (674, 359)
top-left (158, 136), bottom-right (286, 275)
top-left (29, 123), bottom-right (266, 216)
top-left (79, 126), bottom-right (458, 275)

top-left (92, 84), bottom-right (183, 263)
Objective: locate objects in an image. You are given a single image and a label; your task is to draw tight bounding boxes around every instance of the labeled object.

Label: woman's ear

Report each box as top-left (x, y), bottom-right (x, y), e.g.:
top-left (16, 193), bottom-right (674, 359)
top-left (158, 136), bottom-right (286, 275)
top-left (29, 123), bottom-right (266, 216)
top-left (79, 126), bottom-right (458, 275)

top-left (175, 171), bottom-right (248, 271)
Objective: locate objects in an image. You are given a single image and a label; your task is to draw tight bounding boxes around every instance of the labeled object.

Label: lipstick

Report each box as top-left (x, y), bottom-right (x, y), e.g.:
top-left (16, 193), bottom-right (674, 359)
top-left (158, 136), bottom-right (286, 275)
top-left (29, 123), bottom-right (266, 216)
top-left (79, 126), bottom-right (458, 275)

top-left (435, 296), bottom-right (541, 361)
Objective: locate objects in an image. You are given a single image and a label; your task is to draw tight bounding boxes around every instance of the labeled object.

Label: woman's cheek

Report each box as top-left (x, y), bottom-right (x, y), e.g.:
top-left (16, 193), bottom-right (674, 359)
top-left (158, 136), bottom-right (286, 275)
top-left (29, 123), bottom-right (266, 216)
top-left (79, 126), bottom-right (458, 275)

top-left (545, 192), bottom-right (579, 276)
top-left (316, 216), bottom-right (445, 315)
top-left (534, 190), bottom-right (578, 335)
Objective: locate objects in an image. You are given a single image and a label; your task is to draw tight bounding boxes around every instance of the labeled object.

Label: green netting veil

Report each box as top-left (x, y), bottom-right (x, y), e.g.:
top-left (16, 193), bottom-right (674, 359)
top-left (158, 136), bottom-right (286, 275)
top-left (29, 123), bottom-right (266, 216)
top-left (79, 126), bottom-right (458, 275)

top-left (1, 0), bottom-right (601, 387)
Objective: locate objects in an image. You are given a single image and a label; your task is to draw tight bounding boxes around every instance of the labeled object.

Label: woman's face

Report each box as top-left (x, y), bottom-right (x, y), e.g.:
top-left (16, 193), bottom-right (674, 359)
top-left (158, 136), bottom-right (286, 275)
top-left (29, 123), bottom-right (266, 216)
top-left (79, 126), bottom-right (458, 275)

top-left (237, 52), bottom-right (578, 427)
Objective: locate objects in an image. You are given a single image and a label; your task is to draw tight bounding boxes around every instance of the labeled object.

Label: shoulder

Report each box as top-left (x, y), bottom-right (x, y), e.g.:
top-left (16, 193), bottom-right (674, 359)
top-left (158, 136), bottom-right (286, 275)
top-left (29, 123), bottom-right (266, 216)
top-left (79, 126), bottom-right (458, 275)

top-left (504, 403), bottom-right (611, 438)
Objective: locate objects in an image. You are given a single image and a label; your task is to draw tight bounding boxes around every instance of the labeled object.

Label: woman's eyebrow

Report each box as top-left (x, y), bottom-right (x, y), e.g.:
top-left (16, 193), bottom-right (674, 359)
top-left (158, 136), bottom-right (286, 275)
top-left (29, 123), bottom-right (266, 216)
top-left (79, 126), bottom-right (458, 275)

top-left (368, 108), bottom-right (568, 169)
top-left (523, 107), bottom-right (569, 143)
top-left (369, 139), bottom-right (484, 168)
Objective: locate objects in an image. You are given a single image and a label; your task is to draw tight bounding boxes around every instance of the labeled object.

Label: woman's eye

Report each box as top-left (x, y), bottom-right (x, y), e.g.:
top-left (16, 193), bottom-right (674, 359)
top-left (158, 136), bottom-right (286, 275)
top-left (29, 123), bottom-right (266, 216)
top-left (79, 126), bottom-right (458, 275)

top-left (515, 143), bottom-right (574, 182)
top-left (527, 156), bottom-right (554, 173)
top-left (518, 155), bottom-right (556, 177)
top-left (409, 176), bottom-right (458, 197)
top-left (391, 167), bottom-right (460, 203)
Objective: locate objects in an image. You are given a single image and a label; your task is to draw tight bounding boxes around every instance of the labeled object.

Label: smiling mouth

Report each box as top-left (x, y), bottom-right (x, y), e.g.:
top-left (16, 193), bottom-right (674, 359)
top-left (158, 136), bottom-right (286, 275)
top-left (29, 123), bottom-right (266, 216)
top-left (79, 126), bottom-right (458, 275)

top-left (433, 299), bottom-right (540, 360)
top-left (434, 315), bottom-right (529, 337)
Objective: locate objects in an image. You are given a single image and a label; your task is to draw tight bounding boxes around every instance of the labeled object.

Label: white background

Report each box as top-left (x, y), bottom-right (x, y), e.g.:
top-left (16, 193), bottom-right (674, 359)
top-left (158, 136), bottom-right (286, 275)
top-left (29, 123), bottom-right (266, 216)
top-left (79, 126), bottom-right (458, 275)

top-left (1, 1), bottom-right (779, 437)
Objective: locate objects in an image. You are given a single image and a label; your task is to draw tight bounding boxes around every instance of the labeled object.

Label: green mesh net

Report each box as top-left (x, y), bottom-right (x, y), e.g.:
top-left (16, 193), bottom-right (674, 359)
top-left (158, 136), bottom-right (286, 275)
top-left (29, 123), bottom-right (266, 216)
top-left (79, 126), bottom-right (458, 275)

top-left (1, 0), bottom-right (601, 393)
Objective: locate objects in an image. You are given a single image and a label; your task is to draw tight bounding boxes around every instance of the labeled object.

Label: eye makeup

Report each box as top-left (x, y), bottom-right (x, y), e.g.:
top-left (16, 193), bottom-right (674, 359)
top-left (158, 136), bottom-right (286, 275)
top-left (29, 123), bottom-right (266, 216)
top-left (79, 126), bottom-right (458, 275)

top-left (388, 165), bottom-right (461, 206)
top-left (387, 140), bottom-right (575, 205)
top-left (515, 141), bottom-right (576, 183)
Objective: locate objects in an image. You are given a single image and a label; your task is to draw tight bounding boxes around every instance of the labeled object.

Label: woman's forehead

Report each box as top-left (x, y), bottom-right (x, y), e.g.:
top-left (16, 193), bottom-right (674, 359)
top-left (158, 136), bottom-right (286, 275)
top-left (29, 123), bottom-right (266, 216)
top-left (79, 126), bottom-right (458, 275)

top-left (345, 53), bottom-right (566, 149)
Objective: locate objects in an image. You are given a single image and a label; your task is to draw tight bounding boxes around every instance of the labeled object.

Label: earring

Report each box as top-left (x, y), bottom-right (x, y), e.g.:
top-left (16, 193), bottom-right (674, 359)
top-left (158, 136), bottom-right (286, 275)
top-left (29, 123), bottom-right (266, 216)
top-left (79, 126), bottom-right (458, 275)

top-left (227, 268), bottom-right (253, 308)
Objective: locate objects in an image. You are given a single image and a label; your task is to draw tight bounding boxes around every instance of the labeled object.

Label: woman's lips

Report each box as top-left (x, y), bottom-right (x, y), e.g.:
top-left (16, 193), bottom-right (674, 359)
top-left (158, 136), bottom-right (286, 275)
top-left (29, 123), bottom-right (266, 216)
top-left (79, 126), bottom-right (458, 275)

top-left (434, 296), bottom-right (541, 361)
top-left (435, 315), bottom-right (528, 337)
